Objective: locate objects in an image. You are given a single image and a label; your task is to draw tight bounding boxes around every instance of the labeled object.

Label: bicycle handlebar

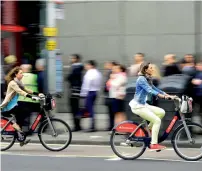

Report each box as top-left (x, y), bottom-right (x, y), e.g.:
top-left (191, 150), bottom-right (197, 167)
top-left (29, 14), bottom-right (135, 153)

top-left (32, 93), bottom-right (62, 101)
top-left (166, 96), bottom-right (181, 102)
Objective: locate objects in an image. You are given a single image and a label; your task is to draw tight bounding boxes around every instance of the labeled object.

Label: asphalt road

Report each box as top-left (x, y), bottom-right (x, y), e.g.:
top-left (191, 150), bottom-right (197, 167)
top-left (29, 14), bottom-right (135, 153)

top-left (1, 144), bottom-right (202, 171)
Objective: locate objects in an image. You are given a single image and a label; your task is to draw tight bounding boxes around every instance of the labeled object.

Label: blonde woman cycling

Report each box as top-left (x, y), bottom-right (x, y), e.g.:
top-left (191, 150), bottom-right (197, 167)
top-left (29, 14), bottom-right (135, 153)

top-left (0, 66), bottom-right (43, 145)
top-left (129, 62), bottom-right (175, 151)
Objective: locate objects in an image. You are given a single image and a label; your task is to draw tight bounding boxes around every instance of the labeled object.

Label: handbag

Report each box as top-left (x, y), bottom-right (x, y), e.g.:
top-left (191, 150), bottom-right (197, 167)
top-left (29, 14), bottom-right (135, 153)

top-left (180, 95), bottom-right (193, 113)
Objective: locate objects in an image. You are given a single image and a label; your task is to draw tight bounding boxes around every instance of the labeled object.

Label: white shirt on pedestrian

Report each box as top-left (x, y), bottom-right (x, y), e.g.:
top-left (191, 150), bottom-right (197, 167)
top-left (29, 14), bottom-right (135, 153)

top-left (80, 68), bottom-right (102, 97)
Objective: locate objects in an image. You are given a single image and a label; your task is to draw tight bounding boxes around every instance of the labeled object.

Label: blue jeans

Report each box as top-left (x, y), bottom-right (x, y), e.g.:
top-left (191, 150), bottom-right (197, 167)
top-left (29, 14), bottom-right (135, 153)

top-left (86, 91), bottom-right (97, 129)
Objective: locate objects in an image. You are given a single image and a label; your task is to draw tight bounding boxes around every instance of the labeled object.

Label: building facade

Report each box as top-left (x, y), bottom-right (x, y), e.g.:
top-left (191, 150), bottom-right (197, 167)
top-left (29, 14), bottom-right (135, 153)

top-left (56, 1), bottom-right (202, 113)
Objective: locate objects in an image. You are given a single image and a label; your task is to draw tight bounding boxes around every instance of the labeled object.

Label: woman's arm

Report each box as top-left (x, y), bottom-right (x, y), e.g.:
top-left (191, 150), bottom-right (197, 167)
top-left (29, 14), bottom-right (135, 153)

top-left (23, 87), bottom-right (40, 96)
top-left (138, 76), bottom-right (159, 96)
top-left (151, 85), bottom-right (166, 95)
top-left (24, 88), bottom-right (33, 94)
top-left (11, 82), bottom-right (38, 98)
top-left (152, 84), bottom-right (175, 98)
top-left (10, 81), bottom-right (28, 97)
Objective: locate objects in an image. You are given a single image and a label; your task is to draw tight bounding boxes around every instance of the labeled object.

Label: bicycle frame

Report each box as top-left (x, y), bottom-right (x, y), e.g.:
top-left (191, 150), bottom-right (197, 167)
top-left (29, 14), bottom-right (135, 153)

top-left (123, 110), bottom-right (193, 146)
top-left (1, 107), bottom-right (55, 136)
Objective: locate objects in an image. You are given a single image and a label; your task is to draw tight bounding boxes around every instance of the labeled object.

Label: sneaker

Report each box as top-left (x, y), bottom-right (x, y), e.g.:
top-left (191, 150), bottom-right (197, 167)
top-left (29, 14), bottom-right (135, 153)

top-left (20, 139), bottom-right (31, 147)
top-left (149, 144), bottom-right (166, 151)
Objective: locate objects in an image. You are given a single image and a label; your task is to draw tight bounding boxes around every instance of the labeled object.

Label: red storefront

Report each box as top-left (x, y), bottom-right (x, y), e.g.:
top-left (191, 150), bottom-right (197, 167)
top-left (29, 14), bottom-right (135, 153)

top-left (1, 1), bottom-right (26, 64)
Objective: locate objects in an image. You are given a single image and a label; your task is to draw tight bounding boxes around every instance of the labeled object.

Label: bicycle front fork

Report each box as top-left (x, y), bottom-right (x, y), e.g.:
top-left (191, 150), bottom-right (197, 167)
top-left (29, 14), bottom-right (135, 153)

top-left (45, 112), bottom-right (57, 136)
top-left (182, 117), bottom-right (194, 144)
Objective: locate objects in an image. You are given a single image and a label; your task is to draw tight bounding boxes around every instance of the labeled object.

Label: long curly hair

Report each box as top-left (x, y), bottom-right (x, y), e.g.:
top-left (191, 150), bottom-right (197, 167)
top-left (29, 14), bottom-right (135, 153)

top-left (139, 62), bottom-right (153, 85)
top-left (5, 66), bottom-right (22, 84)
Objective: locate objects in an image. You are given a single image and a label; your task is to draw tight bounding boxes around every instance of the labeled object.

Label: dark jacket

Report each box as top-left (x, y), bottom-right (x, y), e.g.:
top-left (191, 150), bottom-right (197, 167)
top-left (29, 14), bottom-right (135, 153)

top-left (193, 71), bottom-right (202, 97)
top-left (162, 63), bottom-right (181, 77)
top-left (104, 70), bottom-right (112, 95)
top-left (67, 63), bottom-right (84, 96)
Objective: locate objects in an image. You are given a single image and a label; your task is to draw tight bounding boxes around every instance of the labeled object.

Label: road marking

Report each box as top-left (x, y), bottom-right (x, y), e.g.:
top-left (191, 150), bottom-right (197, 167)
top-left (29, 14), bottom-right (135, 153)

top-left (106, 158), bottom-right (122, 161)
top-left (2, 151), bottom-right (202, 163)
top-left (165, 148), bottom-right (174, 151)
top-left (90, 136), bottom-right (103, 139)
top-left (140, 157), bottom-right (202, 163)
top-left (105, 157), bottom-right (202, 163)
top-left (1, 152), bottom-right (114, 158)
top-left (1, 143), bottom-right (110, 148)
top-left (147, 148), bottom-right (174, 152)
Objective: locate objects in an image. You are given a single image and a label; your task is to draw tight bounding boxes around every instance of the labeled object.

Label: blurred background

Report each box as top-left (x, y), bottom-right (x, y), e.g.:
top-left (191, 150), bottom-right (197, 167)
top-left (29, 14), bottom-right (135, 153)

top-left (1, 1), bottom-right (202, 133)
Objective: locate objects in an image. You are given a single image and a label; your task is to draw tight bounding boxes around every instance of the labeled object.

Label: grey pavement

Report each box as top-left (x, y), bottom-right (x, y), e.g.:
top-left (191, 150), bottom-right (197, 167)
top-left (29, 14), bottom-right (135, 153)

top-left (1, 144), bottom-right (202, 171)
top-left (2, 155), bottom-right (202, 171)
top-left (25, 113), bottom-right (202, 147)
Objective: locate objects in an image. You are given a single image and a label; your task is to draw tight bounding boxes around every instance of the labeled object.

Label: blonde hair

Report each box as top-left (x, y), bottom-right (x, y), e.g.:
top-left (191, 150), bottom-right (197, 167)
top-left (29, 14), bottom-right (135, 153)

top-left (152, 64), bottom-right (161, 80)
top-left (5, 66), bottom-right (22, 84)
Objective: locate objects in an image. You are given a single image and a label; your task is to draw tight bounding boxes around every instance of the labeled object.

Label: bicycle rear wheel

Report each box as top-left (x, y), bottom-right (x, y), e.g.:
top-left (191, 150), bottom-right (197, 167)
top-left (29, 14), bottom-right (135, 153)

top-left (110, 122), bottom-right (148, 160)
top-left (1, 118), bottom-right (16, 151)
top-left (38, 118), bottom-right (72, 151)
top-left (172, 122), bottom-right (202, 161)
top-left (1, 132), bottom-right (16, 151)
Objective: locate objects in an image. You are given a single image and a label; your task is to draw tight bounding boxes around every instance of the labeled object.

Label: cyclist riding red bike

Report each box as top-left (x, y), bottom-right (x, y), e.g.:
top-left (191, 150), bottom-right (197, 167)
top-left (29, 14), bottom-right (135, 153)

top-left (129, 62), bottom-right (176, 151)
top-left (0, 66), bottom-right (44, 146)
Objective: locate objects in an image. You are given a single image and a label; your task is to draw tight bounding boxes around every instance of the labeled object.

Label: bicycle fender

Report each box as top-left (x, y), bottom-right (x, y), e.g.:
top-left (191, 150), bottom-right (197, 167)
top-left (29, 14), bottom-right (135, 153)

top-left (1, 117), bottom-right (15, 131)
top-left (112, 120), bottom-right (147, 137)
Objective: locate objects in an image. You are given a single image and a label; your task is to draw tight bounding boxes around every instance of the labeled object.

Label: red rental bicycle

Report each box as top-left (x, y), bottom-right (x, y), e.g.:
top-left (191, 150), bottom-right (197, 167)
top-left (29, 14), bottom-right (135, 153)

top-left (1, 93), bottom-right (72, 152)
top-left (110, 96), bottom-right (202, 161)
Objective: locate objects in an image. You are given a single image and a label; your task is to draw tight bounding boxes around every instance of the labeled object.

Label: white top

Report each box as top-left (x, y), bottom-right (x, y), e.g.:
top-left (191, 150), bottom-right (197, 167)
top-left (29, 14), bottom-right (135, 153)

top-left (109, 73), bottom-right (127, 99)
top-left (80, 68), bottom-right (102, 97)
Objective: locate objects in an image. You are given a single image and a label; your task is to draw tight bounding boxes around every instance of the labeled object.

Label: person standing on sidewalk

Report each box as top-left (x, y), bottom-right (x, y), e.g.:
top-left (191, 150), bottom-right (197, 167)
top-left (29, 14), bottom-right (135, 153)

top-left (35, 58), bottom-right (46, 94)
top-left (103, 61), bottom-right (117, 131)
top-left (67, 54), bottom-right (84, 131)
top-left (129, 53), bottom-right (145, 76)
top-left (107, 64), bottom-right (127, 125)
top-left (17, 63), bottom-right (40, 133)
top-left (192, 61), bottom-right (202, 130)
top-left (80, 60), bottom-right (102, 132)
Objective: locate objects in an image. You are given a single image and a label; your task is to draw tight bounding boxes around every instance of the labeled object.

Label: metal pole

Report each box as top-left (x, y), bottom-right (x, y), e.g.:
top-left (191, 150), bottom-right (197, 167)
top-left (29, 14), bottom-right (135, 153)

top-left (46, 1), bottom-right (56, 94)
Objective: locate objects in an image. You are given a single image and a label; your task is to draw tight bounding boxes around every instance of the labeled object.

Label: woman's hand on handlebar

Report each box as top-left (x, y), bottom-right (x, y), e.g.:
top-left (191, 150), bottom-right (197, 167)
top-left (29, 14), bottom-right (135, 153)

top-left (38, 93), bottom-right (45, 98)
top-left (164, 95), bottom-right (173, 100)
top-left (165, 95), bottom-right (179, 100)
top-left (158, 93), bottom-right (177, 100)
top-left (31, 93), bottom-right (45, 101)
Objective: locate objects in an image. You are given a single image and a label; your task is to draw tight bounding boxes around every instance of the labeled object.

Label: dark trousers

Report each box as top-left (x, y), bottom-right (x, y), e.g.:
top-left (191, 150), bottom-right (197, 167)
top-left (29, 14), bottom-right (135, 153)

top-left (105, 98), bottom-right (114, 130)
top-left (69, 96), bottom-right (81, 130)
top-left (17, 102), bottom-right (40, 131)
top-left (86, 91), bottom-right (97, 129)
top-left (1, 106), bottom-right (20, 124)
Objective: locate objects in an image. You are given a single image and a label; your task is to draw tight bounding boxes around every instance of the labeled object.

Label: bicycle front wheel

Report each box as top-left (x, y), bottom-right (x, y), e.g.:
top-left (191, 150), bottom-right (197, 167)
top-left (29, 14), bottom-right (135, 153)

top-left (38, 118), bottom-right (72, 151)
top-left (172, 122), bottom-right (202, 161)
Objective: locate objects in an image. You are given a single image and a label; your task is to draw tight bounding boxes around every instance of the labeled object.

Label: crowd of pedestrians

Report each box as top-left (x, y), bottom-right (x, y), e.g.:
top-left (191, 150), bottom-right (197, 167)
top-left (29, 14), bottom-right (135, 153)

top-left (1, 53), bottom-right (202, 133)
top-left (67, 53), bottom-right (202, 132)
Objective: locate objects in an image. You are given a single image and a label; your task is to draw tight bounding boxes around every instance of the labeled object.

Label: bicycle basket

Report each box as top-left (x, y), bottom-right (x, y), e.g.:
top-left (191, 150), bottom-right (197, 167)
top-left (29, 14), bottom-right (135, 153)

top-left (45, 94), bottom-right (56, 111)
top-left (180, 95), bottom-right (193, 114)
